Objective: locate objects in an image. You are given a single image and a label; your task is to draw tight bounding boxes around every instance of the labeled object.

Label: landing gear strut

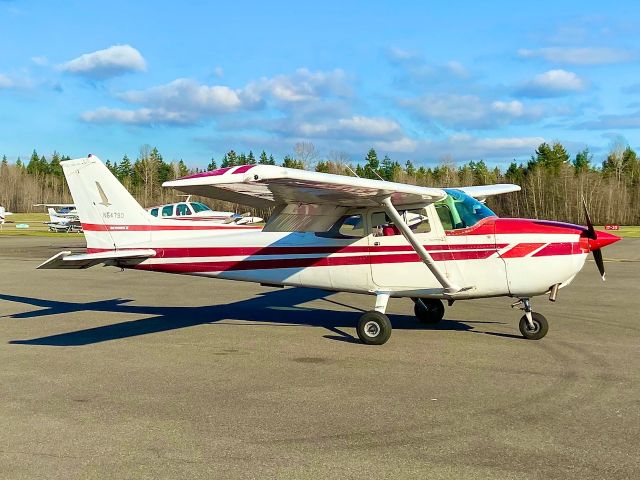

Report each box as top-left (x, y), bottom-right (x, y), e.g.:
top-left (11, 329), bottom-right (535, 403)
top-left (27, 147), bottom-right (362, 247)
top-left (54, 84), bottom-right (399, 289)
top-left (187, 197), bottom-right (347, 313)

top-left (512, 298), bottom-right (549, 340)
top-left (412, 298), bottom-right (445, 324)
top-left (357, 293), bottom-right (392, 345)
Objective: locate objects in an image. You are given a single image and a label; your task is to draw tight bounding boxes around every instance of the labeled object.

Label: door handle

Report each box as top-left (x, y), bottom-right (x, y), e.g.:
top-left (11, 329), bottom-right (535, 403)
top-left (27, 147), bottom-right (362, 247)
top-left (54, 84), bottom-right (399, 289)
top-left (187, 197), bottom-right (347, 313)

top-left (374, 241), bottom-right (380, 246)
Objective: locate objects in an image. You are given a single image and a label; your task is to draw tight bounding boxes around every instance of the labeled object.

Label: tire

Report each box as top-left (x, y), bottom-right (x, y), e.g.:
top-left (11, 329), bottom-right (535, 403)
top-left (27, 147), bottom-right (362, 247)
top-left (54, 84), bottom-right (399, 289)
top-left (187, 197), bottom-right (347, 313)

top-left (413, 299), bottom-right (445, 324)
top-left (519, 312), bottom-right (549, 340)
top-left (357, 311), bottom-right (392, 345)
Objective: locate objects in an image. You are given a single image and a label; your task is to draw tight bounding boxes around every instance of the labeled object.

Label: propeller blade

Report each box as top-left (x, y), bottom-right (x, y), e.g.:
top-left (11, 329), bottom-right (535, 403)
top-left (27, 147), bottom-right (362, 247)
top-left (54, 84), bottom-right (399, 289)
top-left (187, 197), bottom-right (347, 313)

top-left (593, 248), bottom-right (606, 281)
top-left (581, 196), bottom-right (597, 240)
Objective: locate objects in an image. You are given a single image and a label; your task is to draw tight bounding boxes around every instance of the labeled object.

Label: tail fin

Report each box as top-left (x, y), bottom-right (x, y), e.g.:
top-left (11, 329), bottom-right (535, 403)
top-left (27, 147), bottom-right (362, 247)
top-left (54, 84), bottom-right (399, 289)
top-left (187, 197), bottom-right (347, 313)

top-left (61, 155), bottom-right (152, 250)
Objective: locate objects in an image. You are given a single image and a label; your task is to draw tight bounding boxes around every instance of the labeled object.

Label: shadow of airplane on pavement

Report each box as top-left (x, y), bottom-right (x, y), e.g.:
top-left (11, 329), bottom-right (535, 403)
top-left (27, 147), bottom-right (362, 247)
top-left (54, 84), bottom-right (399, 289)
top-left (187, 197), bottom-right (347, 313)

top-left (0, 289), bottom-right (505, 347)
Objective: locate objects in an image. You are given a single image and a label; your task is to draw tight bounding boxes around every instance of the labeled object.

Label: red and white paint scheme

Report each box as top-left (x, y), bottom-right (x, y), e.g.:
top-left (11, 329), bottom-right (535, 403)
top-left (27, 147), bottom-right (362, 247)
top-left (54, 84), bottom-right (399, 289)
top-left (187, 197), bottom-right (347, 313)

top-left (146, 197), bottom-right (262, 225)
top-left (39, 155), bottom-right (620, 345)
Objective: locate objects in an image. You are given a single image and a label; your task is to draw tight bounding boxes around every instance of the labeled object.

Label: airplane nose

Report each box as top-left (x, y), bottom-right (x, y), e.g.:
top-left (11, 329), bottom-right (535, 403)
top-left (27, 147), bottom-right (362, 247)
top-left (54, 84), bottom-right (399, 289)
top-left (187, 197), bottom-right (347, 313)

top-left (588, 230), bottom-right (621, 251)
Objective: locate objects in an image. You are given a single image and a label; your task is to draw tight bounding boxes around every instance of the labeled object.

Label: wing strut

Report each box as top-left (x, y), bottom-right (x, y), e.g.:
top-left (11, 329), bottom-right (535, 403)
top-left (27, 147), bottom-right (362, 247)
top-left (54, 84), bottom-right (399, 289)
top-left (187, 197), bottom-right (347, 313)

top-left (381, 197), bottom-right (462, 294)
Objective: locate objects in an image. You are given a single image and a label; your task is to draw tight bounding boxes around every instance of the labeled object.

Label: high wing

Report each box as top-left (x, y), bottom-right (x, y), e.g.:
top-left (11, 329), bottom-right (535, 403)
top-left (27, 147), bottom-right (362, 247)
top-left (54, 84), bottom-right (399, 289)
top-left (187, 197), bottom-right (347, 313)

top-left (164, 165), bottom-right (446, 209)
top-left (37, 249), bottom-right (156, 269)
top-left (456, 184), bottom-right (521, 201)
top-left (164, 165), bottom-right (446, 232)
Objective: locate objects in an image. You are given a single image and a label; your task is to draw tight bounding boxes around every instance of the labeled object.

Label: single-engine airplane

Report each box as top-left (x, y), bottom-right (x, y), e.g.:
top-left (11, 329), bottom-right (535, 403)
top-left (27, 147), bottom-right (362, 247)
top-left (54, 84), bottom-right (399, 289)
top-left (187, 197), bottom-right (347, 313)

top-left (38, 155), bottom-right (620, 345)
top-left (34, 204), bottom-right (82, 233)
top-left (147, 196), bottom-right (263, 225)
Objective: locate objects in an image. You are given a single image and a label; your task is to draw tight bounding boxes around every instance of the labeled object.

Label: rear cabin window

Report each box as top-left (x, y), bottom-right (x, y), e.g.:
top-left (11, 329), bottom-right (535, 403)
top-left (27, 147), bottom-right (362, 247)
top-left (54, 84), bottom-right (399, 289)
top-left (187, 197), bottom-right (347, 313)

top-left (161, 205), bottom-right (174, 217)
top-left (150, 208), bottom-right (159, 217)
top-left (176, 203), bottom-right (191, 216)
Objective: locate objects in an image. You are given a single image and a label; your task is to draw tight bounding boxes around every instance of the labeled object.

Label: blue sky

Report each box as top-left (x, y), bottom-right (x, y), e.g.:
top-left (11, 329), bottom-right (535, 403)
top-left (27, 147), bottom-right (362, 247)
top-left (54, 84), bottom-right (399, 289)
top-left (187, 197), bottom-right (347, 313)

top-left (1, 0), bottom-right (639, 169)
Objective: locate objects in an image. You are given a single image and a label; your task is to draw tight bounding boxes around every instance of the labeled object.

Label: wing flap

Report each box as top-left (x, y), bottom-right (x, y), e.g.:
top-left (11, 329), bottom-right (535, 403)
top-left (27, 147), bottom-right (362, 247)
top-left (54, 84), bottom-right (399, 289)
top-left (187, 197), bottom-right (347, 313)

top-left (37, 249), bottom-right (156, 269)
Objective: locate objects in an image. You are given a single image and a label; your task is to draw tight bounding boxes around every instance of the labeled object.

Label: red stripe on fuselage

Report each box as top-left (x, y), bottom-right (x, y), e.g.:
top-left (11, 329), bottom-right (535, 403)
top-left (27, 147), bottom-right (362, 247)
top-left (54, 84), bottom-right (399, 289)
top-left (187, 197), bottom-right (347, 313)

top-left (500, 242), bottom-right (546, 258)
top-left (82, 223), bottom-right (261, 231)
top-left (87, 244), bottom-right (504, 257)
top-left (135, 249), bottom-right (498, 274)
top-left (532, 242), bottom-right (581, 257)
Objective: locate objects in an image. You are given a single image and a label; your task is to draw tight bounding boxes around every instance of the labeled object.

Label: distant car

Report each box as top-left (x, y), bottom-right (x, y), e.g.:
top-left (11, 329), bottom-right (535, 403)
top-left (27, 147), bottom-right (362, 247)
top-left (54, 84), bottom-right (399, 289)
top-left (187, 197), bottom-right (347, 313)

top-left (147, 201), bottom-right (262, 224)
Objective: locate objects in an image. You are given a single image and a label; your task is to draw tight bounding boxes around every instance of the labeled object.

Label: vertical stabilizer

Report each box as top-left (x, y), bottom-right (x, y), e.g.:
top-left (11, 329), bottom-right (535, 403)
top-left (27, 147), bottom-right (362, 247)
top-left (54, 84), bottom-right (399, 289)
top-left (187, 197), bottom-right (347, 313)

top-left (61, 155), bottom-right (152, 250)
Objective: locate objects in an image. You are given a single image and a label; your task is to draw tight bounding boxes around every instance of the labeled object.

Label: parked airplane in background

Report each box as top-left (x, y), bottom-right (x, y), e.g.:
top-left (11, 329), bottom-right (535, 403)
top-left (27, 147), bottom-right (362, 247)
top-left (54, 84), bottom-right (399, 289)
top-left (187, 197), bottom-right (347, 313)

top-left (147, 196), bottom-right (263, 225)
top-left (39, 155), bottom-right (620, 345)
top-left (0, 205), bottom-right (12, 228)
top-left (34, 204), bottom-right (82, 233)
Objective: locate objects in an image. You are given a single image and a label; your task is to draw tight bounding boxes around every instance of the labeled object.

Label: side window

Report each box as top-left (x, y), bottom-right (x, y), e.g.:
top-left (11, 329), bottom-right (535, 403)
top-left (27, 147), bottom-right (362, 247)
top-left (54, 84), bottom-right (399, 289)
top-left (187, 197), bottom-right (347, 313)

top-left (161, 205), bottom-right (174, 217)
top-left (316, 214), bottom-right (364, 238)
top-left (338, 214), bottom-right (364, 237)
top-left (404, 208), bottom-right (430, 234)
top-left (176, 203), bottom-right (190, 216)
top-left (435, 204), bottom-right (454, 231)
top-left (150, 208), bottom-right (159, 217)
top-left (371, 211), bottom-right (399, 237)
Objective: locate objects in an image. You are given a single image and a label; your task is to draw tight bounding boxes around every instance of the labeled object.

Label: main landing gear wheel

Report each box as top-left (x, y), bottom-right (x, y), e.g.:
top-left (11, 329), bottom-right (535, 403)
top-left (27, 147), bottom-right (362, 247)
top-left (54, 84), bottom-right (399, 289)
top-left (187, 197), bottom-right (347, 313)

top-left (519, 312), bottom-right (549, 340)
top-left (413, 299), bottom-right (445, 324)
top-left (357, 311), bottom-right (392, 345)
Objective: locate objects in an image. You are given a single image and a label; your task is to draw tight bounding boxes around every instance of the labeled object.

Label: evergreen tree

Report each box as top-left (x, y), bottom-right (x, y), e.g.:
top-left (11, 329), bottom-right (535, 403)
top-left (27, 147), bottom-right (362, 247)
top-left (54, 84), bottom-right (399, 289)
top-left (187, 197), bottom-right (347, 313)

top-left (1, 155), bottom-right (8, 168)
top-left (27, 149), bottom-right (40, 174)
top-left (207, 158), bottom-right (217, 171)
top-left (221, 150), bottom-right (238, 167)
top-left (238, 152), bottom-right (247, 165)
top-left (50, 151), bottom-right (63, 177)
top-left (177, 159), bottom-right (189, 177)
top-left (405, 160), bottom-right (415, 176)
top-left (247, 150), bottom-right (256, 164)
top-left (282, 155), bottom-right (304, 169)
top-left (315, 160), bottom-right (330, 173)
top-left (573, 148), bottom-right (592, 174)
top-left (259, 151), bottom-right (269, 165)
top-left (268, 154), bottom-right (276, 165)
top-left (363, 148), bottom-right (379, 178)
top-left (118, 154), bottom-right (132, 180)
top-left (15, 157), bottom-right (23, 169)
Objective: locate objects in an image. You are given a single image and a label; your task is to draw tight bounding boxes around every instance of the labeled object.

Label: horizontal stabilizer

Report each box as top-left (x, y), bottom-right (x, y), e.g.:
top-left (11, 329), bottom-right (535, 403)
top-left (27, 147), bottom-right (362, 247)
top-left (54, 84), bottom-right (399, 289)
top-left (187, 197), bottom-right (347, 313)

top-left (37, 249), bottom-right (156, 269)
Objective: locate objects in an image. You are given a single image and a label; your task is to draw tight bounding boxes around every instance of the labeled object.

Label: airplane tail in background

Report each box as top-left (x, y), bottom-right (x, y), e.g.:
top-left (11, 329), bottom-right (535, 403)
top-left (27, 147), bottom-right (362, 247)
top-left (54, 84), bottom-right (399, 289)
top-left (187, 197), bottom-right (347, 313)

top-left (61, 155), bottom-right (153, 251)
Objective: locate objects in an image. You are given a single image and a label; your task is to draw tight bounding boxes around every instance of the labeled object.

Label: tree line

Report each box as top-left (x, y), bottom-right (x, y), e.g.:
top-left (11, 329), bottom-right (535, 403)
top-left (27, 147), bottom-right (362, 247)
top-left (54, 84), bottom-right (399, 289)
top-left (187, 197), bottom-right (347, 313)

top-left (1, 140), bottom-right (638, 225)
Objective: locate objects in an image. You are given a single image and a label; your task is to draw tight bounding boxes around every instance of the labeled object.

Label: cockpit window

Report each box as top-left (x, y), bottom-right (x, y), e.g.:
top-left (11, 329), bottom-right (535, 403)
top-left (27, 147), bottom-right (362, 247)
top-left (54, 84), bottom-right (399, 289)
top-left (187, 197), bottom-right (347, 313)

top-left (190, 202), bottom-right (212, 213)
top-left (435, 189), bottom-right (496, 230)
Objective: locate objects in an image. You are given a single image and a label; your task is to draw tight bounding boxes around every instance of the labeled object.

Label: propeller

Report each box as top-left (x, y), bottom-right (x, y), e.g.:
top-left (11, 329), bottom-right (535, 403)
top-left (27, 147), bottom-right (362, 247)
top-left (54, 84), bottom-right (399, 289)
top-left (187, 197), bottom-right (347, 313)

top-left (581, 197), bottom-right (607, 281)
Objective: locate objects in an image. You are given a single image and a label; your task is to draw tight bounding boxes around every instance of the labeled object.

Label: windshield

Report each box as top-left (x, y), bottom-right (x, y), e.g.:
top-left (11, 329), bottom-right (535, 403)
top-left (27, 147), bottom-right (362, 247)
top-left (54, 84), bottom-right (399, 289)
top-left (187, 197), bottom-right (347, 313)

top-left (435, 189), bottom-right (496, 230)
top-left (190, 202), bottom-right (212, 213)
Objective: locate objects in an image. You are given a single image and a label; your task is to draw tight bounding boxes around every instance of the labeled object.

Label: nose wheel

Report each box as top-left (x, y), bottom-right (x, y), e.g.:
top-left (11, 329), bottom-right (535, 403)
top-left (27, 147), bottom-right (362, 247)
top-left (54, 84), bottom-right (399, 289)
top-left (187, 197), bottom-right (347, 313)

top-left (513, 298), bottom-right (549, 340)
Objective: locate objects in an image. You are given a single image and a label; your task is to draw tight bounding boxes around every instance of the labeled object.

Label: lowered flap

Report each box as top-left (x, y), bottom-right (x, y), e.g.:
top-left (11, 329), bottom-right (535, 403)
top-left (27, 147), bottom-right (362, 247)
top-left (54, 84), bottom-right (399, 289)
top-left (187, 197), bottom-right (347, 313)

top-left (37, 249), bottom-right (156, 269)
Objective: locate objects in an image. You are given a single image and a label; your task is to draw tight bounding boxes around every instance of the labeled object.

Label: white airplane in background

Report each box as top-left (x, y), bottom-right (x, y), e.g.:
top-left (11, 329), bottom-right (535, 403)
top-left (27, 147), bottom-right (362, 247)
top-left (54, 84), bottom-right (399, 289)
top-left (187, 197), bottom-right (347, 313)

top-left (39, 155), bottom-right (620, 345)
top-left (34, 204), bottom-right (82, 233)
top-left (147, 196), bottom-right (263, 225)
top-left (0, 205), bottom-right (12, 228)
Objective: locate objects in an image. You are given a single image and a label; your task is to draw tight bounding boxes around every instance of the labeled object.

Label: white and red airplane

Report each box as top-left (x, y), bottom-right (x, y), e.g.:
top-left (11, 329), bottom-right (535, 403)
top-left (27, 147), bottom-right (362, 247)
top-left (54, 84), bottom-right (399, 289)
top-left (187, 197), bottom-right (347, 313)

top-left (39, 155), bottom-right (620, 345)
top-left (146, 196), bottom-right (263, 225)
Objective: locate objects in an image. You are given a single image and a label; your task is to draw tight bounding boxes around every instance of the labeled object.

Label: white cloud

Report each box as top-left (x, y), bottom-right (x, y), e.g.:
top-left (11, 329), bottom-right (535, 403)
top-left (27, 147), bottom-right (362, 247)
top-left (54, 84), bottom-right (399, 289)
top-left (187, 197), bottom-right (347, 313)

top-left (576, 111), bottom-right (640, 130)
top-left (119, 78), bottom-right (247, 113)
top-left (0, 74), bottom-right (15, 89)
top-left (80, 107), bottom-right (193, 125)
top-left (402, 94), bottom-right (542, 129)
top-left (250, 68), bottom-right (351, 103)
top-left (518, 47), bottom-right (634, 65)
top-left (60, 45), bottom-right (146, 79)
top-left (517, 69), bottom-right (586, 97)
top-left (30, 56), bottom-right (49, 66)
